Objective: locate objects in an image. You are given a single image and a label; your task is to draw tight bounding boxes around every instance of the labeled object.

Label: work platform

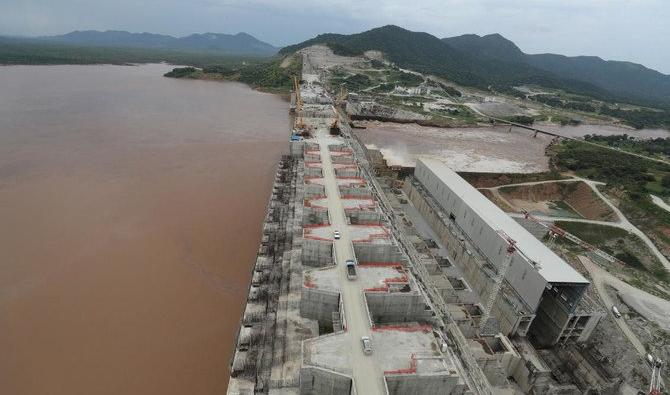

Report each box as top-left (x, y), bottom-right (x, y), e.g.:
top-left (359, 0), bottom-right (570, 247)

top-left (301, 323), bottom-right (464, 395)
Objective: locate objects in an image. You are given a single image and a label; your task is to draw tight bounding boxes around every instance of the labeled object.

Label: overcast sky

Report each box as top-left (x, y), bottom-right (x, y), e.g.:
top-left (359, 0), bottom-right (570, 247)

top-left (3, 0), bottom-right (669, 73)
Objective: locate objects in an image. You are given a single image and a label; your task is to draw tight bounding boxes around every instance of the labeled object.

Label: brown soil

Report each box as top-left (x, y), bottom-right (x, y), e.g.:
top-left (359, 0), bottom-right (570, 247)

top-left (499, 181), bottom-right (616, 221)
top-left (460, 171), bottom-right (563, 188)
top-left (480, 189), bottom-right (515, 212)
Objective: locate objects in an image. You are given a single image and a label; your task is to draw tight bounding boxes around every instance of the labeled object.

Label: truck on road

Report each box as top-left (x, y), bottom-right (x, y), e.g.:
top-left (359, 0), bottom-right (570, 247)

top-left (346, 259), bottom-right (357, 280)
top-left (361, 336), bottom-right (373, 355)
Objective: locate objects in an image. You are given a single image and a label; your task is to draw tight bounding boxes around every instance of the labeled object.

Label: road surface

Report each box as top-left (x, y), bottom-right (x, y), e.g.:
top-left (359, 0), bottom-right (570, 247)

top-left (486, 176), bottom-right (670, 272)
top-left (576, 177), bottom-right (670, 272)
top-left (317, 129), bottom-right (386, 395)
top-left (651, 194), bottom-right (670, 213)
top-left (577, 256), bottom-right (646, 355)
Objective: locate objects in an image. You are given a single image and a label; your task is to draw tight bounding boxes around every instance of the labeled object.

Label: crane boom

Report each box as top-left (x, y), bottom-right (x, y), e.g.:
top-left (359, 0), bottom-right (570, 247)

top-left (521, 210), bottom-right (618, 263)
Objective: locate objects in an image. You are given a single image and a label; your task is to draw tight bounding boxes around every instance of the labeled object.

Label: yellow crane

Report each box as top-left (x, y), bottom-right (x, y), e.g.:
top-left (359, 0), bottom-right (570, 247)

top-left (293, 76), bottom-right (305, 130)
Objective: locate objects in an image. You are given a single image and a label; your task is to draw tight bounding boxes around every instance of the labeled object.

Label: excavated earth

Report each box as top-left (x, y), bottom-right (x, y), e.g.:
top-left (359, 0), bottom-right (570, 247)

top-left (498, 181), bottom-right (616, 221)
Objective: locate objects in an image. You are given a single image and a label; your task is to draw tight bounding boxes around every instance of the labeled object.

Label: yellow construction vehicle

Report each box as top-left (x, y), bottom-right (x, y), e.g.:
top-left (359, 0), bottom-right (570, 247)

top-left (329, 119), bottom-right (340, 135)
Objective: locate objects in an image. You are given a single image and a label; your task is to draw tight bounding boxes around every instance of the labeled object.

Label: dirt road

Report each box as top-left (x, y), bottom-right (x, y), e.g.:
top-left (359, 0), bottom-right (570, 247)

top-left (578, 256), bottom-right (647, 355)
top-left (490, 176), bottom-right (670, 272)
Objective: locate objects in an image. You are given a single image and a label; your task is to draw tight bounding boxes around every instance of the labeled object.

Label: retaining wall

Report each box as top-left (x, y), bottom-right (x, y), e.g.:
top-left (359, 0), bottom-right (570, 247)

top-left (302, 238), bottom-right (333, 267)
top-left (365, 292), bottom-right (434, 324)
top-left (385, 373), bottom-right (462, 395)
top-left (303, 207), bottom-right (329, 226)
top-left (353, 243), bottom-right (406, 264)
top-left (347, 210), bottom-right (383, 225)
top-left (299, 367), bottom-right (352, 395)
top-left (300, 286), bottom-right (340, 326)
top-left (339, 186), bottom-right (372, 198)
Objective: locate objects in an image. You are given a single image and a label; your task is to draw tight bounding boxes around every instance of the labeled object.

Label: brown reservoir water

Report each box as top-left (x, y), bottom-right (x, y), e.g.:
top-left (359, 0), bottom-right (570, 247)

top-left (0, 64), bottom-right (289, 394)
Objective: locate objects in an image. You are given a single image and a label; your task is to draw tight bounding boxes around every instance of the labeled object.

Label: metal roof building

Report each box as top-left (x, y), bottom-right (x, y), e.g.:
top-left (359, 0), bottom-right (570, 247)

top-left (413, 158), bottom-right (601, 345)
top-left (418, 158), bottom-right (587, 283)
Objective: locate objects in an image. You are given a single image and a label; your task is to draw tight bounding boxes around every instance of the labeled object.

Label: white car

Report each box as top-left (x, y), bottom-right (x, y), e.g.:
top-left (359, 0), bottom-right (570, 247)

top-left (361, 336), bottom-right (373, 355)
top-left (334, 230), bottom-right (341, 240)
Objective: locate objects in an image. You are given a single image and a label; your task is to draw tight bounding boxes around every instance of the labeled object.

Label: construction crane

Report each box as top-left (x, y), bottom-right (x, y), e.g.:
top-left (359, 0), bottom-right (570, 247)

top-left (521, 210), bottom-right (619, 264)
top-left (293, 76), bottom-right (305, 130)
top-left (289, 77), bottom-right (297, 113)
top-left (479, 230), bottom-right (518, 335)
top-left (649, 356), bottom-right (663, 395)
top-left (334, 83), bottom-right (348, 106)
top-left (329, 105), bottom-right (341, 135)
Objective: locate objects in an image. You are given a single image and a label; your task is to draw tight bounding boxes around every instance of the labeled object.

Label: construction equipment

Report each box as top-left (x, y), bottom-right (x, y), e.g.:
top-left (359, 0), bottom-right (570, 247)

top-left (521, 210), bottom-right (618, 263)
top-left (329, 105), bottom-right (341, 135)
top-left (293, 76), bottom-right (305, 129)
top-left (479, 230), bottom-right (518, 334)
top-left (649, 357), bottom-right (663, 395)
top-left (329, 119), bottom-right (340, 135)
top-left (335, 84), bottom-right (348, 106)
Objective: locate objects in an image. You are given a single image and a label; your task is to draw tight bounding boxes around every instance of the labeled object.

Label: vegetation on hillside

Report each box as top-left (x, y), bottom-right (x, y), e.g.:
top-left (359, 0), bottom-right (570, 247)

top-left (555, 221), bottom-right (669, 298)
top-left (163, 56), bottom-right (301, 93)
top-left (554, 139), bottom-right (670, 194)
top-left (443, 32), bottom-right (670, 109)
top-left (237, 57), bottom-right (301, 91)
top-left (281, 26), bottom-right (607, 98)
top-left (279, 25), bottom-right (670, 112)
top-left (599, 106), bottom-right (670, 130)
top-left (531, 94), bottom-right (596, 112)
top-left (504, 115), bottom-right (535, 125)
top-left (528, 93), bottom-right (670, 129)
top-left (552, 139), bottom-right (670, 282)
top-left (163, 67), bottom-right (199, 78)
top-left (583, 135), bottom-right (670, 160)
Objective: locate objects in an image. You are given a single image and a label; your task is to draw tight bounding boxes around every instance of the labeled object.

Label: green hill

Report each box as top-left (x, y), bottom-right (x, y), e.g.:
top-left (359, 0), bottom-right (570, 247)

top-left (281, 25), bottom-right (668, 109)
top-left (443, 33), bottom-right (670, 108)
top-left (12, 30), bottom-right (278, 57)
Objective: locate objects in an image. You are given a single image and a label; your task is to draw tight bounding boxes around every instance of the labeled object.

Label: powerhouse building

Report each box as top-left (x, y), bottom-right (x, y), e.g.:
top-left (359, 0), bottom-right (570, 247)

top-left (413, 158), bottom-right (602, 346)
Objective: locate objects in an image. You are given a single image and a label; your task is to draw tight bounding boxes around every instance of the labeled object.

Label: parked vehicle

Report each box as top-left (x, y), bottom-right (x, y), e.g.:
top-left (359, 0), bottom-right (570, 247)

top-left (361, 336), bottom-right (373, 355)
top-left (346, 259), bottom-right (357, 280)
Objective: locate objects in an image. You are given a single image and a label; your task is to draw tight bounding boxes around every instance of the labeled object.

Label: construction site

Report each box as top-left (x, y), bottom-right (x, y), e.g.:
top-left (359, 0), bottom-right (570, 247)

top-left (225, 47), bottom-right (666, 395)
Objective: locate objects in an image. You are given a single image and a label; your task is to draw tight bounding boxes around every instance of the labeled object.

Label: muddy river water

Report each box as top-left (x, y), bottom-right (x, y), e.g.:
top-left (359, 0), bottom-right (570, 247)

top-left (355, 121), bottom-right (670, 173)
top-left (0, 64), bottom-right (289, 394)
